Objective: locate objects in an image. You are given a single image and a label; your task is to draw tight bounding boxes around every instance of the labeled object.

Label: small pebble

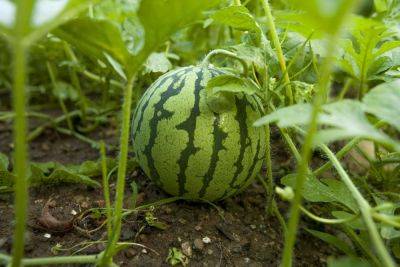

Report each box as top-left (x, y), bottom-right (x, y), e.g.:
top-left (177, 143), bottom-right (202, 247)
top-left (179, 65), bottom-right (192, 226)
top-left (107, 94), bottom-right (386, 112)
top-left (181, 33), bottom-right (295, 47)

top-left (207, 249), bottom-right (213, 255)
top-left (194, 225), bottom-right (202, 231)
top-left (244, 257), bottom-right (250, 263)
top-left (141, 249), bottom-right (148, 254)
top-left (181, 241), bottom-right (192, 257)
top-left (194, 238), bottom-right (204, 250)
top-left (70, 209), bottom-right (77, 216)
top-left (44, 233), bottom-right (51, 239)
top-left (202, 236), bottom-right (211, 244)
top-left (124, 248), bottom-right (137, 258)
top-left (250, 224), bottom-right (257, 230)
top-left (81, 201), bottom-right (89, 209)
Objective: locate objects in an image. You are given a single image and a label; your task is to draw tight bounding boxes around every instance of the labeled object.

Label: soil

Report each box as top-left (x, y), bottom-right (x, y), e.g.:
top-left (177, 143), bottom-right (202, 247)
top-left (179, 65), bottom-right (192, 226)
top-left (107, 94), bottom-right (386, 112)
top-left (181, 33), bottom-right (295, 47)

top-left (0, 118), bottom-right (335, 267)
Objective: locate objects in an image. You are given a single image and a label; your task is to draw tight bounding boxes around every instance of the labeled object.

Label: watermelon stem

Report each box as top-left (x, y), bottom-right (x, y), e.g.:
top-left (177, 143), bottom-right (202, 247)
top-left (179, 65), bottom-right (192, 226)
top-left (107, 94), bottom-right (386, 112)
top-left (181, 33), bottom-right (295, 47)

top-left (201, 49), bottom-right (248, 76)
top-left (98, 75), bottom-right (137, 266)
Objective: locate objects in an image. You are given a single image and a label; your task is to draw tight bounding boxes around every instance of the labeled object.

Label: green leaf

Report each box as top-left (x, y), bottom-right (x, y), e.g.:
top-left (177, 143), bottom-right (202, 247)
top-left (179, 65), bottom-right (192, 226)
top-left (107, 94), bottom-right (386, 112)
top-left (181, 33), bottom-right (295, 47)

top-left (29, 163), bottom-right (100, 188)
top-left (327, 256), bottom-right (371, 267)
top-left (253, 103), bottom-right (312, 128)
top-left (282, 174), bottom-right (358, 212)
top-left (212, 6), bottom-right (259, 32)
top-left (0, 159), bottom-right (108, 192)
top-left (166, 247), bottom-right (188, 266)
top-left (374, 197), bottom-right (400, 240)
top-left (54, 17), bottom-right (130, 67)
top-left (145, 212), bottom-right (168, 230)
top-left (374, 40), bottom-right (400, 58)
top-left (127, 0), bottom-right (221, 75)
top-left (314, 100), bottom-right (390, 145)
top-left (331, 211), bottom-right (366, 230)
top-left (144, 52), bottom-right (172, 74)
top-left (206, 74), bottom-right (260, 113)
top-left (374, 0), bottom-right (388, 13)
top-left (52, 81), bottom-right (78, 101)
top-left (229, 44), bottom-right (269, 75)
top-left (306, 229), bottom-right (356, 256)
top-left (254, 100), bottom-right (396, 148)
top-left (104, 52), bottom-right (127, 80)
top-left (363, 80), bottom-right (400, 131)
top-left (211, 5), bottom-right (269, 47)
top-left (286, 0), bottom-right (358, 35)
top-left (0, 152), bottom-right (9, 171)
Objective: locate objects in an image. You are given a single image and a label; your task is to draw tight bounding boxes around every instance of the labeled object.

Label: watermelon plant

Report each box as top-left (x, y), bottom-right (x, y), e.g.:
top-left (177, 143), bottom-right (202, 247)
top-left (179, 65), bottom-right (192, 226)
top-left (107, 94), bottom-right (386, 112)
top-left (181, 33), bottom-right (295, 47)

top-left (0, 0), bottom-right (400, 266)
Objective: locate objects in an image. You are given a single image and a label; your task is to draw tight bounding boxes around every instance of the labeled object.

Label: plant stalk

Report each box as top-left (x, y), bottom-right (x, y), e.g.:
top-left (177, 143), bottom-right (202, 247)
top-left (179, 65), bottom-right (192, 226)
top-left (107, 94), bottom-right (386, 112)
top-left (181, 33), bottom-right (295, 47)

top-left (321, 145), bottom-right (395, 267)
top-left (202, 49), bottom-right (248, 76)
top-left (280, 2), bottom-right (358, 266)
top-left (99, 75), bottom-right (136, 266)
top-left (10, 0), bottom-right (35, 266)
top-left (100, 141), bottom-right (112, 240)
top-left (261, 0), bottom-right (293, 105)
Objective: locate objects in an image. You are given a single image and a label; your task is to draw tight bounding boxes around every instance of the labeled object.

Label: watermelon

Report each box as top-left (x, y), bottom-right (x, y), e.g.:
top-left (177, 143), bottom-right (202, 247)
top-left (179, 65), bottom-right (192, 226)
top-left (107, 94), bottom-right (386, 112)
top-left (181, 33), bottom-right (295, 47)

top-left (131, 65), bottom-right (266, 201)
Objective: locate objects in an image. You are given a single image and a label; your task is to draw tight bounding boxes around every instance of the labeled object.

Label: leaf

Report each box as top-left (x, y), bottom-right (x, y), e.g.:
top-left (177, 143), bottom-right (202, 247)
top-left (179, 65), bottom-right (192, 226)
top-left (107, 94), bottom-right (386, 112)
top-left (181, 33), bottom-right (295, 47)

top-left (331, 211), bottom-right (366, 230)
top-left (52, 81), bottom-right (78, 101)
top-left (373, 197), bottom-right (400, 240)
top-left (205, 74), bottom-right (260, 113)
top-left (166, 247), bottom-right (188, 266)
top-left (104, 52), bottom-right (127, 80)
top-left (253, 103), bottom-right (312, 128)
top-left (337, 16), bottom-right (399, 83)
top-left (144, 52), bottom-right (172, 74)
top-left (285, 0), bottom-right (358, 35)
top-left (374, 40), bottom-right (400, 58)
top-left (0, 158), bottom-right (111, 192)
top-left (126, 0), bottom-right (221, 75)
top-left (212, 6), bottom-right (259, 32)
top-left (374, 0), bottom-right (388, 13)
top-left (281, 174), bottom-right (358, 212)
top-left (211, 5), bottom-right (268, 47)
top-left (314, 100), bottom-right (390, 145)
top-left (363, 80), bottom-right (400, 131)
top-left (54, 17), bottom-right (130, 67)
top-left (306, 229), bottom-right (355, 256)
top-left (29, 163), bottom-right (100, 188)
top-left (145, 212), bottom-right (168, 230)
top-left (254, 100), bottom-right (396, 148)
top-left (327, 256), bottom-right (371, 267)
top-left (0, 152), bottom-right (9, 171)
top-left (229, 44), bottom-right (269, 75)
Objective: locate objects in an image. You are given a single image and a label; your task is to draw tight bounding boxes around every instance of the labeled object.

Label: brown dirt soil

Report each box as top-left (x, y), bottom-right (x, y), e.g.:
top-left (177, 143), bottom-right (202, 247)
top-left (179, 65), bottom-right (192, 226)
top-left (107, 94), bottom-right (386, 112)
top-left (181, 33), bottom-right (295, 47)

top-left (0, 119), bottom-right (335, 267)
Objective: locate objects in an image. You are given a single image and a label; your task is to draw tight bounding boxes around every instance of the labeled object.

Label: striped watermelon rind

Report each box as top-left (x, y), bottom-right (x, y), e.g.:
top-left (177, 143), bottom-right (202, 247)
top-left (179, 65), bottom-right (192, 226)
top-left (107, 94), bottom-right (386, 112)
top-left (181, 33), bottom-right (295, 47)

top-left (131, 65), bottom-right (266, 201)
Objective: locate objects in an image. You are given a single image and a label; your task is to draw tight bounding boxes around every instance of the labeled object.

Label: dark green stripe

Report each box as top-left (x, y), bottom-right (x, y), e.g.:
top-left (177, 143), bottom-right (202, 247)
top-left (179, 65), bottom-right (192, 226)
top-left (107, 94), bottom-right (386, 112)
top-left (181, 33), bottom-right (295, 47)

top-left (230, 96), bottom-right (251, 189)
top-left (143, 71), bottom-right (189, 187)
top-left (175, 70), bottom-right (203, 195)
top-left (237, 137), bottom-right (263, 189)
top-left (198, 112), bottom-right (228, 198)
top-left (132, 68), bottom-right (189, 143)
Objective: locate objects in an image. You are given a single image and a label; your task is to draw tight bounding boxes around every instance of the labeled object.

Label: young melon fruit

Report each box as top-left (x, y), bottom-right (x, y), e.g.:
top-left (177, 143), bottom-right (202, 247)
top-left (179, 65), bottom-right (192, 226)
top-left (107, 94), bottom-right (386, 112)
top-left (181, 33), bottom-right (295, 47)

top-left (131, 66), bottom-right (266, 201)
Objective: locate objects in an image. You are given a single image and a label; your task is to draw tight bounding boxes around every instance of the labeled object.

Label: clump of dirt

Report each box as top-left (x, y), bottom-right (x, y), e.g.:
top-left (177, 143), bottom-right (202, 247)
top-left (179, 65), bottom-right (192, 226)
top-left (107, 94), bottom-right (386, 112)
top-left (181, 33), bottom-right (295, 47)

top-left (0, 120), bottom-right (335, 266)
